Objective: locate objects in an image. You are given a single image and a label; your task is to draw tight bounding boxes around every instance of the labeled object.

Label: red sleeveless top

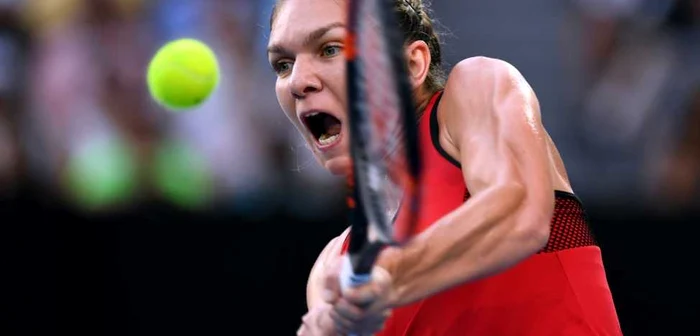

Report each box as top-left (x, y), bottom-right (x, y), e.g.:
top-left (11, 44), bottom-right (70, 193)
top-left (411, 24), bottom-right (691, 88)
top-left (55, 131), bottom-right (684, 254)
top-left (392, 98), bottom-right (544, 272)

top-left (341, 92), bottom-right (622, 336)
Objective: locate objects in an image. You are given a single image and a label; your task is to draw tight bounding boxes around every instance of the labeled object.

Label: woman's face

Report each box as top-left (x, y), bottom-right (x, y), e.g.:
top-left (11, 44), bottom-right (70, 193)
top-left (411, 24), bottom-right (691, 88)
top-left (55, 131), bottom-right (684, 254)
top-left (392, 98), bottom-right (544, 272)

top-left (268, 0), bottom-right (351, 175)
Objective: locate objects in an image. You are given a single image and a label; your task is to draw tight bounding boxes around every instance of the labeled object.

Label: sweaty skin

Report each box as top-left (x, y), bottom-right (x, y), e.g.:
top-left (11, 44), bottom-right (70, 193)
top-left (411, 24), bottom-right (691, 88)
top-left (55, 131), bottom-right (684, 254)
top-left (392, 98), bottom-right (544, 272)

top-left (268, 0), bottom-right (575, 331)
top-left (378, 57), bottom-right (568, 306)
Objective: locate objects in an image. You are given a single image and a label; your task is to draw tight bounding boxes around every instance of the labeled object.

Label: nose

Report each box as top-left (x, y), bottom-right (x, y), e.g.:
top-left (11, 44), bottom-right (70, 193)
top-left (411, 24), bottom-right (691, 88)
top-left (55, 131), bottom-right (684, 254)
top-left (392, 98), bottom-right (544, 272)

top-left (289, 57), bottom-right (322, 99)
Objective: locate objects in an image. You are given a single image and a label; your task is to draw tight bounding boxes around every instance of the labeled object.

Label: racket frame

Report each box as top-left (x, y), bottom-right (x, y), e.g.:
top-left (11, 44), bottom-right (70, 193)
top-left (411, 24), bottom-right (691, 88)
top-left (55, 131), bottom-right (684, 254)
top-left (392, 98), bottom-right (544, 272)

top-left (343, 0), bottom-right (422, 286)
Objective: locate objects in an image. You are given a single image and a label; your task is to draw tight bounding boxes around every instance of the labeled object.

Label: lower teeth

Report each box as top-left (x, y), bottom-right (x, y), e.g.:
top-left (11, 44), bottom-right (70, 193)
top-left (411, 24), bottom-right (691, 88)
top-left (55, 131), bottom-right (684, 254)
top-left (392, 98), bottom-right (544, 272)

top-left (319, 134), bottom-right (339, 145)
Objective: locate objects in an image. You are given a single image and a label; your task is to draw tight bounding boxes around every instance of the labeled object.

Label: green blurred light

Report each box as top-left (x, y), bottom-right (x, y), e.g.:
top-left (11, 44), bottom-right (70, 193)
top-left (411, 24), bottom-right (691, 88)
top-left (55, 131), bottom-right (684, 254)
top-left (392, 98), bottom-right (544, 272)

top-left (152, 140), bottom-right (213, 209)
top-left (65, 138), bottom-right (137, 211)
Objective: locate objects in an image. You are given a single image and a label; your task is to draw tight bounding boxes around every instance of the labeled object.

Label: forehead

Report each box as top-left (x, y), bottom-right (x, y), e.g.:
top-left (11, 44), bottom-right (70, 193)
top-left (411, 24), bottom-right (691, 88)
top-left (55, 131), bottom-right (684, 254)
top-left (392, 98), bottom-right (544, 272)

top-left (269, 0), bottom-right (346, 45)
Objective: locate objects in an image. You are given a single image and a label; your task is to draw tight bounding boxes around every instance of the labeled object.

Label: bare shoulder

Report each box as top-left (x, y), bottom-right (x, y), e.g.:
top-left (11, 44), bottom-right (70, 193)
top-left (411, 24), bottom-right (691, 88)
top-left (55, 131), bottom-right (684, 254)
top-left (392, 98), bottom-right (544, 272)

top-left (443, 56), bottom-right (536, 106)
top-left (437, 57), bottom-right (542, 157)
top-left (448, 56), bottom-right (512, 79)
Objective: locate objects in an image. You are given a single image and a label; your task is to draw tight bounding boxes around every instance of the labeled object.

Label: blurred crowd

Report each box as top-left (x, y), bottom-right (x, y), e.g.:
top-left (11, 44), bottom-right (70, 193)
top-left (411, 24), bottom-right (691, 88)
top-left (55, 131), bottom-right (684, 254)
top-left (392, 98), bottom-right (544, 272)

top-left (572, 0), bottom-right (700, 211)
top-left (430, 0), bottom-right (700, 212)
top-left (0, 0), bottom-right (340, 217)
top-left (0, 0), bottom-right (697, 216)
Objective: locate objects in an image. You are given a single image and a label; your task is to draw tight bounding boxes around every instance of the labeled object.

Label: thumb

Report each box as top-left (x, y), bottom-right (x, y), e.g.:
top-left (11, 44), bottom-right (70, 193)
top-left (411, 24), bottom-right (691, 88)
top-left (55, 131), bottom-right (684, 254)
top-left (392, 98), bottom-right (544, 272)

top-left (322, 257), bottom-right (343, 303)
top-left (371, 266), bottom-right (392, 292)
top-left (369, 266), bottom-right (394, 310)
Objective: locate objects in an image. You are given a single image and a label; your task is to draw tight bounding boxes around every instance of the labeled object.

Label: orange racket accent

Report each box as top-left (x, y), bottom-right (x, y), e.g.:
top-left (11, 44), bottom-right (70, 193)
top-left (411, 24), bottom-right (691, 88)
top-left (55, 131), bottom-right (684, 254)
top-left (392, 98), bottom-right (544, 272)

top-left (347, 197), bottom-right (357, 208)
top-left (345, 33), bottom-right (357, 60)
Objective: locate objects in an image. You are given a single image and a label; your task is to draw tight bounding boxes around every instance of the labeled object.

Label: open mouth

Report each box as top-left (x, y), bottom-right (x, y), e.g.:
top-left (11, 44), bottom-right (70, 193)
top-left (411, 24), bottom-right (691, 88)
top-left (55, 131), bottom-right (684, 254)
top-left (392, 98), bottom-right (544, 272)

top-left (303, 112), bottom-right (342, 148)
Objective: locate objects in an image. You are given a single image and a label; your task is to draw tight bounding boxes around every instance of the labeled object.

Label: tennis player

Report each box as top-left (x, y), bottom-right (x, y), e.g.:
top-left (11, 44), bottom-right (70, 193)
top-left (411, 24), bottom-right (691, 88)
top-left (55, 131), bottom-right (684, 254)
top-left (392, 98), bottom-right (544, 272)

top-left (267, 0), bottom-right (622, 335)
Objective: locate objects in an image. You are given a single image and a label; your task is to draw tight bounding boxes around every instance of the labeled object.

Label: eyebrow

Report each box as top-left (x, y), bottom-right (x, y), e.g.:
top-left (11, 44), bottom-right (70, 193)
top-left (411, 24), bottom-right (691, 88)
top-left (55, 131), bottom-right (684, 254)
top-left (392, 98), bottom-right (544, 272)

top-left (267, 22), bottom-right (346, 56)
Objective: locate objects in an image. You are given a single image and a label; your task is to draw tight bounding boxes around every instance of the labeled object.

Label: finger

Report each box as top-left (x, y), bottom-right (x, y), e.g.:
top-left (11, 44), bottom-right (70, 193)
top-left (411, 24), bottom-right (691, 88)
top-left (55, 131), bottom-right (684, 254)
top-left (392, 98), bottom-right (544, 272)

top-left (316, 306), bottom-right (337, 334)
top-left (296, 324), bottom-right (307, 336)
top-left (297, 316), bottom-right (315, 336)
top-left (332, 304), bottom-right (392, 335)
top-left (371, 309), bottom-right (392, 325)
top-left (329, 309), bottom-right (352, 335)
top-left (382, 309), bottom-right (392, 319)
top-left (348, 267), bottom-right (395, 312)
top-left (331, 313), bottom-right (387, 336)
top-left (343, 285), bottom-right (378, 308)
top-left (334, 298), bottom-right (365, 323)
top-left (334, 298), bottom-right (391, 323)
top-left (358, 309), bottom-right (391, 333)
top-left (364, 318), bottom-right (387, 335)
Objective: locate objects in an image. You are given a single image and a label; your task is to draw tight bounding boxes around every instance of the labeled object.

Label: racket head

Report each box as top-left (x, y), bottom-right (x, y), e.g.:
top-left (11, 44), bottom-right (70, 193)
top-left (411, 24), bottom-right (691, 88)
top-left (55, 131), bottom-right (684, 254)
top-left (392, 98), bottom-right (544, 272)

top-left (344, 0), bottom-right (422, 276)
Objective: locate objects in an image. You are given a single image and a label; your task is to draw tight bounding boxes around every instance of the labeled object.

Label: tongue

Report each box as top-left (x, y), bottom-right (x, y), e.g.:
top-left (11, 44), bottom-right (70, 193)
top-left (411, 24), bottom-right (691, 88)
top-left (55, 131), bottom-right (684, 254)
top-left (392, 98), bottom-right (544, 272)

top-left (325, 122), bottom-right (341, 136)
top-left (318, 115), bottom-right (341, 143)
top-left (319, 123), bottom-right (341, 143)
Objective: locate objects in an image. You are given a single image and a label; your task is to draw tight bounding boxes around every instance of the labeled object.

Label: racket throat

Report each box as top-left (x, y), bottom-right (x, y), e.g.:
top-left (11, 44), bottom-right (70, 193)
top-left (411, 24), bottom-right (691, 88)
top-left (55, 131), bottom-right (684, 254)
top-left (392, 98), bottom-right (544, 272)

top-left (348, 241), bottom-right (385, 275)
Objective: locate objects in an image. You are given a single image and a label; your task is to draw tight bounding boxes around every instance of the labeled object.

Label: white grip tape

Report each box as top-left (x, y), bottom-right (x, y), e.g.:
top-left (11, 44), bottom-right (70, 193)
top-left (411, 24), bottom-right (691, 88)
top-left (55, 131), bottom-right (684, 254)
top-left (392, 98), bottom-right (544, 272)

top-left (340, 255), bottom-right (373, 336)
top-left (340, 253), bottom-right (372, 293)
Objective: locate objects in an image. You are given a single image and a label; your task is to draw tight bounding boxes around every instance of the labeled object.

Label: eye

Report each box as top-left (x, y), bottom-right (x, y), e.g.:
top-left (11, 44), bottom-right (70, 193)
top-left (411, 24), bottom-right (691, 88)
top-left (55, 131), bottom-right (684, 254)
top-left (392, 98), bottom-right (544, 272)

top-left (321, 45), bottom-right (342, 58)
top-left (272, 60), bottom-right (293, 75)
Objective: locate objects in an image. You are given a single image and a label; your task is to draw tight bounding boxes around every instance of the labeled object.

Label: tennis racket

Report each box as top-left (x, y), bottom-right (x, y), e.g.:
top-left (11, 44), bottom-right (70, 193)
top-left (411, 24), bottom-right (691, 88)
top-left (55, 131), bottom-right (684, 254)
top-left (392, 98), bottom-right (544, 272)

top-left (340, 0), bottom-right (422, 310)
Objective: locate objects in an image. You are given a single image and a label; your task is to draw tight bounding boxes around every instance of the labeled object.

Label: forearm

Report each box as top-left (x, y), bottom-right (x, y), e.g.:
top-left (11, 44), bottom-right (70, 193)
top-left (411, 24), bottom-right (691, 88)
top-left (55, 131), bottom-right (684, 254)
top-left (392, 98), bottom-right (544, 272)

top-left (379, 183), bottom-right (550, 307)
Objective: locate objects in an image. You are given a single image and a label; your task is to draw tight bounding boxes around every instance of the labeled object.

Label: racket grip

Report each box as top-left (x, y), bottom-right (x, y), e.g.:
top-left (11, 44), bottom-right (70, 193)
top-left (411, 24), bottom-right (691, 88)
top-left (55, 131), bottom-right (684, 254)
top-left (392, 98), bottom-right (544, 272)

top-left (339, 254), bottom-right (371, 293)
top-left (340, 255), bottom-right (373, 336)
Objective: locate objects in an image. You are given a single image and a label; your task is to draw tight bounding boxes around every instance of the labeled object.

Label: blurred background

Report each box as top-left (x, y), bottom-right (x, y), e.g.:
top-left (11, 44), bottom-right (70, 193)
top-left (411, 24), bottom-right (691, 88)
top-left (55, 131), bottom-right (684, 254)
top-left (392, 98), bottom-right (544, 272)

top-left (1, 0), bottom-right (698, 335)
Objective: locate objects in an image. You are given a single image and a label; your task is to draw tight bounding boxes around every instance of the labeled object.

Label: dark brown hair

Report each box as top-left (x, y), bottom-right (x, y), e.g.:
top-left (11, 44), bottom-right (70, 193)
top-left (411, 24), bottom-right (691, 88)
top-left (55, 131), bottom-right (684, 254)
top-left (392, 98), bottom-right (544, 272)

top-left (270, 0), bottom-right (445, 94)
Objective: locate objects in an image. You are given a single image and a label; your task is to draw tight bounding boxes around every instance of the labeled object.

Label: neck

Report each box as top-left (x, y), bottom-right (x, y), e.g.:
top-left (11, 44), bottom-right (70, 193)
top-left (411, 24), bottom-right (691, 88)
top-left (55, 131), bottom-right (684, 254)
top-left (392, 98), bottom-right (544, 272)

top-left (415, 88), bottom-right (437, 119)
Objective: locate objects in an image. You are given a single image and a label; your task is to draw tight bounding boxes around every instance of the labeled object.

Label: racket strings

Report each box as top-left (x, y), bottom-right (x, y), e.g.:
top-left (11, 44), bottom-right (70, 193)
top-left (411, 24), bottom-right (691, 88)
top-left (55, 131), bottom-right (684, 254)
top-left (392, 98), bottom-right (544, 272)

top-left (358, 1), bottom-right (408, 180)
top-left (350, 0), bottom-right (419, 244)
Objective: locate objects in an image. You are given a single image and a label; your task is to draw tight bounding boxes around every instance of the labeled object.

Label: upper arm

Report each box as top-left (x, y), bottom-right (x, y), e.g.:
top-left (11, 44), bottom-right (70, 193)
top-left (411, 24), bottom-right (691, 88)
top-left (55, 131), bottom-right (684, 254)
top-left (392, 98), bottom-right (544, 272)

top-left (305, 228), bottom-right (349, 309)
top-left (441, 57), bottom-right (554, 225)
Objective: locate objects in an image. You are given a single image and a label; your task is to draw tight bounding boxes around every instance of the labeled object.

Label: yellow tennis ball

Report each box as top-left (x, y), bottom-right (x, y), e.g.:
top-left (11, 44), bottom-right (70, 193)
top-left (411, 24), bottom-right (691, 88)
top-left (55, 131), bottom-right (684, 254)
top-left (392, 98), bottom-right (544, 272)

top-left (147, 38), bottom-right (220, 111)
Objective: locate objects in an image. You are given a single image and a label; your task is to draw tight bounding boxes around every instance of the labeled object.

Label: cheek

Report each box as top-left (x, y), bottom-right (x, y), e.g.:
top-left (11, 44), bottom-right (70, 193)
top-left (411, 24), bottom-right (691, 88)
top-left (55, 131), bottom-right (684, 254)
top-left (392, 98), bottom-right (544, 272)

top-left (326, 59), bottom-right (348, 106)
top-left (275, 79), bottom-right (310, 138)
top-left (275, 79), bottom-right (295, 120)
